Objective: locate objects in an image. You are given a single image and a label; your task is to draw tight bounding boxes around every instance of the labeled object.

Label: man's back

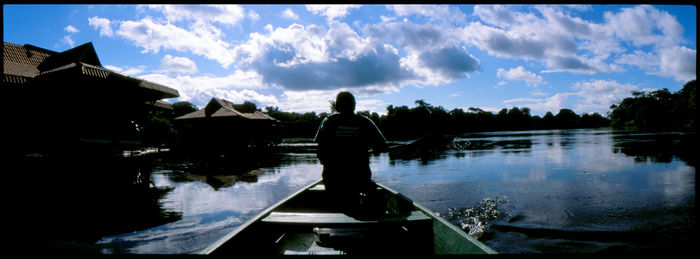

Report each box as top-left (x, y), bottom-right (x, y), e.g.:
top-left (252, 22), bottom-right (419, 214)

top-left (313, 92), bottom-right (388, 213)
top-left (314, 113), bottom-right (387, 167)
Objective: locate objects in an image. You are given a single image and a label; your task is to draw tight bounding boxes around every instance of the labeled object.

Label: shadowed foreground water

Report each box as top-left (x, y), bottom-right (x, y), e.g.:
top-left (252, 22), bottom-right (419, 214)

top-left (15, 129), bottom-right (694, 254)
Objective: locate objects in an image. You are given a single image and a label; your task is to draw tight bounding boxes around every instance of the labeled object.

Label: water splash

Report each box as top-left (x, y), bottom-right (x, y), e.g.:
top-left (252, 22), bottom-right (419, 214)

top-left (439, 197), bottom-right (514, 238)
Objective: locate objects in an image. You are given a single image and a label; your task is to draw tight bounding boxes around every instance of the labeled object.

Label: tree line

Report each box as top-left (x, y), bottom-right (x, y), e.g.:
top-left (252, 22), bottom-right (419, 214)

top-left (263, 101), bottom-right (609, 140)
top-left (141, 80), bottom-right (694, 145)
top-left (609, 80), bottom-right (695, 131)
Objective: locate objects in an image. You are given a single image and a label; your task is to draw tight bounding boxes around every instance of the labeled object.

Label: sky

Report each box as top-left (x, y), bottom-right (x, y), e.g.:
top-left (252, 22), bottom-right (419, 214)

top-left (3, 4), bottom-right (696, 116)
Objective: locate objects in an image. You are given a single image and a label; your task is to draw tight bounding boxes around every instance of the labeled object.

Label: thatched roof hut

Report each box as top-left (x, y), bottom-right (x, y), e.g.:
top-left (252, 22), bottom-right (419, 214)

top-left (3, 42), bottom-right (178, 99)
top-left (175, 98), bottom-right (278, 122)
top-left (3, 41), bottom-right (180, 154)
top-left (174, 98), bottom-right (281, 152)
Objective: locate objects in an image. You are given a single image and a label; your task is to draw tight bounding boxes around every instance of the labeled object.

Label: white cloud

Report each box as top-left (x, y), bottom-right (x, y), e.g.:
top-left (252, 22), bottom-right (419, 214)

top-left (275, 89), bottom-right (386, 114)
top-left (473, 5), bottom-right (516, 28)
top-left (141, 70), bottom-right (265, 92)
top-left (364, 21), bottom-right (463, 53)
top-left (401, 46), bottom-right (480, 84)
top-left (138, 71), bottom-right (274, 108)
top-left (159, 55), bottom-right (198, 75)
top-left (603, 5), bottom-right (685, 48)
top-left (61, 35), bottom-right (75, 48)
top-left (465, 5), bottom-right (693, 81)
top-left (615, 47), bottom-right (696, 82)
top-left (532, 93), bottom-right (570, 113)
top-left (571, 79), bottom-right (639, 111)
top-left (64, 25), bottom-right (80, 33)
top-left (278, 90), bottom-right (337, 113)
top-left (116, 17), bottom-right (236, 67)
top-left (464, 20), bottom-right (607, 75)
top-left (104, 64), bottom-right (146, 76)
top-left (656, 46), bottom-right (696, 82)
top-left (80, 4), bottom-right (693, 116)
top-left (387, 5), bottom-right (467, 24)
top-left (306, 5), bottom-right (361, 22)
top-left (502, 94), bottom-right (571, 114)
top-left (541, 55), bottom-right (602, 74)
top-left (248, 10), bottom-right (260, 21)
top-left (282, 8), bottom-right (299, 20)
top-left (563, 5), bottom-right (593, 12)
top-left (530, 89), bottom-right (549, 96)
top-left (231, 22), bottom-right (417, 91)
top-left (356, 98), bottom-right (388, 114)
top-left (146, 5), bottom-right (245, 26)
top-left (363, 20), bottom-right (480, 85)
top-left (380, 15), bottom-right (396, 22)
top-left (61, 25), bottom-right (80, 48)
top-left (503, 79), bottom-right (639, 114)
top-left (497, 66), bottom-right (544, 86)
top-left (503, 97), bottom-right (543, 104)
top-left (615, 50), bottom-right (658, 71)
top-left (233, 20), bottom-right (484, 92)
top-left (88, 16), bottom-right (114, 37)
top-left (463, 22), bottom-right (548, 60)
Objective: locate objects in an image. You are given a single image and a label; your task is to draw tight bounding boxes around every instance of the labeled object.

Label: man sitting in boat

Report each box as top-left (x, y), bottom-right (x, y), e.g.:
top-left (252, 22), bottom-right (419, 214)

top-left (314, 91), bottom-right (388, 215)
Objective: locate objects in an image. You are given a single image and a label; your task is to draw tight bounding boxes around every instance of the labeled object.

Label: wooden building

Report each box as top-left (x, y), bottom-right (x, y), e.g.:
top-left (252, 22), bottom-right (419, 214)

top-left (3, 41), bottom-right (180, 155)
top-left (175, 98), bottom-right (281, 152)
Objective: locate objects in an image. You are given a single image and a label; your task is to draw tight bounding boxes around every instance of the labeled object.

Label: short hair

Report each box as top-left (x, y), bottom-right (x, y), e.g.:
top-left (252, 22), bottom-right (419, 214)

top-left (335, 91), bottom-right (356, 114)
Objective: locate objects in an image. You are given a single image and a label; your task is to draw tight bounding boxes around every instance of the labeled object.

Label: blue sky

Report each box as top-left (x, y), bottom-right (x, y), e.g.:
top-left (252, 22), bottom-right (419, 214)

top-left (3, 4), bottom-right (696, 116)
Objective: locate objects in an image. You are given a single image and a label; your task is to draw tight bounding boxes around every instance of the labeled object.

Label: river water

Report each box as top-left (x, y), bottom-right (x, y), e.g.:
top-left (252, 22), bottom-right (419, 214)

top-left (84, 129), bottom-right (695, 254)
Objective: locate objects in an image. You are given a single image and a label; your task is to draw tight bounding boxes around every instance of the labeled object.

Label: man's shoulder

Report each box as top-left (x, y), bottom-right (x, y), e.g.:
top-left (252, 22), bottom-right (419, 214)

top-left (326, 113), bottom-right (375, 126)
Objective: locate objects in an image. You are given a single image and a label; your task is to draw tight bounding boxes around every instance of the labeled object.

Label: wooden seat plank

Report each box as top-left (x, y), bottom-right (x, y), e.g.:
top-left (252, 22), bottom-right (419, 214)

top-left (262, 210), bottom-right (430, 225)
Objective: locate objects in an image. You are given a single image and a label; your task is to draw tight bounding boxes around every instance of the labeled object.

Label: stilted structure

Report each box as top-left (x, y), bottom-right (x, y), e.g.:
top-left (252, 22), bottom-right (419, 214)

top-left (174, 98), bottom-right (281, 153)
top-left (3, 41), bottom-right (180, 155)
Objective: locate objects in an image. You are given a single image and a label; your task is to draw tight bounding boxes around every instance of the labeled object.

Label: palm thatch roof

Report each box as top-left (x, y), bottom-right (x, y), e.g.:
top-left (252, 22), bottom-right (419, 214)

top-left (2, 41), bottom-right (179, 99)
top-left (175, 98), bottom-right (279, 122)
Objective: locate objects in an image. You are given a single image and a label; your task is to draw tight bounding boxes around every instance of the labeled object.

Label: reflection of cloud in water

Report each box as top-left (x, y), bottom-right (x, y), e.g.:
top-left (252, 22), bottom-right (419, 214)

top-left (659, 165), bottom-right (695, 206)
top-left (152, 164), bottom-right (321, 217)
top-left (575, 136), bottom-right (636, 174)
top-left (525, 168), bottom-right (548, 182)
top-left (99, 162), bottom-right (322, 254)
top-left (99, 213), bottom-right (243, 254)
top-left (544, 137), bottom-right (567, 165)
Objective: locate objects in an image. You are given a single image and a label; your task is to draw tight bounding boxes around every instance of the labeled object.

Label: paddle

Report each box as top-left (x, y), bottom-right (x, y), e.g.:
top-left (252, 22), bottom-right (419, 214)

top-left (380, 133), bottom-right (456, 153)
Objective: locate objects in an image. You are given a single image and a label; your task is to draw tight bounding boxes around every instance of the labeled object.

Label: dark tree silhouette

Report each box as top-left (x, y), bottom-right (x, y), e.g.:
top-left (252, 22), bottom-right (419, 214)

top-left (609, 80), bottom-right (695, 131)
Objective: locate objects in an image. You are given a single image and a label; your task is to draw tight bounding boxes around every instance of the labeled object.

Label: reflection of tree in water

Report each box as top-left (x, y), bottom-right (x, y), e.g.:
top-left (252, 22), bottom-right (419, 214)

top-left (13, 153), bottom-right (181, 252)
top-left (387, 133), bottom-right (534, 165)
top-left (613, 132), bottom-right (696, 166)
top-left (162, 150), bottom-right (316, 189)
top-left (388, 134), bottom-right (454, 165)
top-left (388, 147), bottom-right (449, 166)
top-left (452, 139), bottom-right (533, 153)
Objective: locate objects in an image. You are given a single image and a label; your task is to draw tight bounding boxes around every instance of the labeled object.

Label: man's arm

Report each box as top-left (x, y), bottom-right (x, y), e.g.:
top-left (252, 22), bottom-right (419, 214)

top-left (365, 117), bottom-right (389, 153)
top-left (314, 117), bottom-right (329, 164)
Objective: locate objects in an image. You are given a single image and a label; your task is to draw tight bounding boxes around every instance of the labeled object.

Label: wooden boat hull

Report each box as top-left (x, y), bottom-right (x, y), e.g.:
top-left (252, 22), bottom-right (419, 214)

top-left (200, 179), bottom-right (496, 255)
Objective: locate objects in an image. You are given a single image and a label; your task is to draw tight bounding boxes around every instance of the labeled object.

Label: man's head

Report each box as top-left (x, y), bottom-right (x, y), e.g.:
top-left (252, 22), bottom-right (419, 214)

top-left (334, 91), bottom-right (356, 114)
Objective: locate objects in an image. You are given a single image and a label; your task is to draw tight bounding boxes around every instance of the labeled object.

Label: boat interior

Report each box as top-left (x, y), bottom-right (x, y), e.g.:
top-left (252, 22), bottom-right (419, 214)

top-left (209, 182), bottom-right (436, 255)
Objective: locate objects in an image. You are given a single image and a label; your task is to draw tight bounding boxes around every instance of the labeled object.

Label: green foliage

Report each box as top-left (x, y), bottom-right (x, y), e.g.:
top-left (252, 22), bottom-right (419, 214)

top-left (233, 101), bottom-right (257, 113)
top-left (379, 103), bottom-right (609, 140)
top-left (265, 106), bottom-right (328, 138)
top-left (172, 101), bottom-right (198, 118)
top-left (141, 115), bottom-right (176, 147)
top-left (609, 80), bottom-right (695, 130)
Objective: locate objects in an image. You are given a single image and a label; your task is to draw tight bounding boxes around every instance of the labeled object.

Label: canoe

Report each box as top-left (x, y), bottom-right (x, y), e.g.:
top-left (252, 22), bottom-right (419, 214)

top-left (200, 179), bottom-right (497, 255)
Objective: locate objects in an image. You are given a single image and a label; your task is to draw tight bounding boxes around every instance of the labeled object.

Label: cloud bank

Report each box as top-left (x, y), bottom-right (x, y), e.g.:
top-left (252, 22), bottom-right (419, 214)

top-left (85, 4), bottom-right (695, 114)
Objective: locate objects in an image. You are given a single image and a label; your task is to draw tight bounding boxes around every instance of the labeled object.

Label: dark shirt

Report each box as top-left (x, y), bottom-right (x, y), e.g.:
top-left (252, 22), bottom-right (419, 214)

top-left (313, 113), bottom-right (388, 189)
top-left (314, 113), bottom-right (388, 166)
